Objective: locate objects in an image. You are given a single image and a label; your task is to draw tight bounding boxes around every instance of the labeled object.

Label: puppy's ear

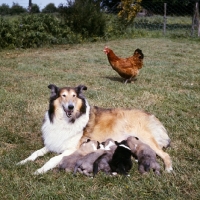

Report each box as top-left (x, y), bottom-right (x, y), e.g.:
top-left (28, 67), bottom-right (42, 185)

top-left (97, 141), bottom-right (100, 149)
top-left (48, 84), bottom-right (59, 98)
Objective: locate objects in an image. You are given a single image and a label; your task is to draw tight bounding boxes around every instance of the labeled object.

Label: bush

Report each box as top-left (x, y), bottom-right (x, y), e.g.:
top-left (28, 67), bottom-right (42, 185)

top-left (59, 0), bottom-right (106, 37)
top-left (0, 14), bottom-right (83, 49)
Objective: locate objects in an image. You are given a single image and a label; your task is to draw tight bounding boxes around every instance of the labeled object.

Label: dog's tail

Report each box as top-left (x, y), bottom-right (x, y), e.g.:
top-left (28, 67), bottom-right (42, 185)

top-left (93, 153), bottom-right (106, 177)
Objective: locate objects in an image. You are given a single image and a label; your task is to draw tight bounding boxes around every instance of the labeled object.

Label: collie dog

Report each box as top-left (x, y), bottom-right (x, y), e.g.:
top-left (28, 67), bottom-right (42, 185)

top-left (17, 84), bottom-right (172, 174)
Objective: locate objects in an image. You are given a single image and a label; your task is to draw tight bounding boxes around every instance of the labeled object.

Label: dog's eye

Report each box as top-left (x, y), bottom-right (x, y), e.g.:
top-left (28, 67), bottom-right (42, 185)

top-left (73, 94), bottom-right (76, 97)
top-left (62, 94), bottom-right (66, 97)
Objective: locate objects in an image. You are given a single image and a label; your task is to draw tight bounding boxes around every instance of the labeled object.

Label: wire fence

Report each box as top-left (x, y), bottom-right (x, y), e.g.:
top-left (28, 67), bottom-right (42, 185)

top-left (134, 1), bottom-right (200, 38)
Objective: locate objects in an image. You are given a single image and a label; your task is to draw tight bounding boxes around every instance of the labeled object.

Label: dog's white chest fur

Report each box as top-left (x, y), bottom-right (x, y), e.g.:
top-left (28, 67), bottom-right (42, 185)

top-left (42, 103), bottom-right (90, 154)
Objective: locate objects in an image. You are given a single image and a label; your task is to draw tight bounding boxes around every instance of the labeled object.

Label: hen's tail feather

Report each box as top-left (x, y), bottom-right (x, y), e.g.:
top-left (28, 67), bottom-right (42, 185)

top-left (134, 48), bottom-right (144, 59)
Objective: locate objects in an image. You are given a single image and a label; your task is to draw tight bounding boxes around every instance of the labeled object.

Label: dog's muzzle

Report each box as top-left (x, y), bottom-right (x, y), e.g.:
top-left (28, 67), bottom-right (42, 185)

top-left (63, 104), bottom-right (74, 118)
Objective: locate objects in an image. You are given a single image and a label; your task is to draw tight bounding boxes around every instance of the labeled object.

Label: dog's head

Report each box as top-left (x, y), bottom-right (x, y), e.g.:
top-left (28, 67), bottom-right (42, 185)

top-left (48, 84), bottom-right (87, 123)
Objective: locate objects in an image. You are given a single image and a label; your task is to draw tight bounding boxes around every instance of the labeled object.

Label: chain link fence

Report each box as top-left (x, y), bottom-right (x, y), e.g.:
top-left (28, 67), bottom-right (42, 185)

top-left (133, 1), bottom-right (200, 38)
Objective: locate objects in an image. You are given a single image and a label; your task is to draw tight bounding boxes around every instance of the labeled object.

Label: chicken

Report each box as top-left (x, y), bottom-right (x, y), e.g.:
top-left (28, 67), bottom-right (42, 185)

top-left (103, 46), bottom-right (144, 84)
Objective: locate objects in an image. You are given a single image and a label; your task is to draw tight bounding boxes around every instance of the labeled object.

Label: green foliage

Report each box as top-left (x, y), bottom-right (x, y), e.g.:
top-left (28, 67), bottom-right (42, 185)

top-left (0, 14), bottom-right (82, 49)
top-left (0, 3), bottom-right (10, 15)
top-left (59, 0), bottom-right (106, 37)
top-left (31, 4), bottom-right (40, 14)
top-left (10, 3), bottom-right (27, 15)
top-left (42, 3), bottom-right (57, 13)
top-left (118, 0), bottom-right (142, 28)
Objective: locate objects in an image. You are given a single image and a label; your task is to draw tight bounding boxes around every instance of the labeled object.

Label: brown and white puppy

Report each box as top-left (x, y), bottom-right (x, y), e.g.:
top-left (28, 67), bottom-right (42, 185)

top-left (93, 138), bottom-right (117, 176)
top-left (127, 136), bottom-right (161, 175)
top-left (58, 140), bottom-right (99, 172)
top-left (17, 84), bottom-right (172, 174)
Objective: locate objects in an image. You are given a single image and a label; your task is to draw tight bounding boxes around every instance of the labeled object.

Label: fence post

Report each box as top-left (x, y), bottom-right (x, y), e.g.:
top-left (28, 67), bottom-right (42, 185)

top-left (28, 0), bottom-right (32, 12)
top-left (191, 1), bottom-right (200, 37)
top-left (197, 2), bottom-right (200, 37)
top-left (163, 3), bottom-right (167, 36)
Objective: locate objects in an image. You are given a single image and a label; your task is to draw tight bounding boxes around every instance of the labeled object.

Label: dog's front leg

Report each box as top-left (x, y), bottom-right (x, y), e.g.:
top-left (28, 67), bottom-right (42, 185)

top-left (17, 147), bottom-right (49, 165)
top-left (34, 149), bottom-right (76, 175)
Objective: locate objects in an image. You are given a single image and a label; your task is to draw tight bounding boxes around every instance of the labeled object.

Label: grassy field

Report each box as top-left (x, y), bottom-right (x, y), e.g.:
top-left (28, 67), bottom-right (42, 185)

top-left (0, 38), bottom-right (200, 199)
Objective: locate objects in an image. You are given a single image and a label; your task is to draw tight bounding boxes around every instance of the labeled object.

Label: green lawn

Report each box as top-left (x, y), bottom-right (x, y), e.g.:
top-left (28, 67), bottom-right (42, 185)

top-left (0, 38), bottom-right (200, 199)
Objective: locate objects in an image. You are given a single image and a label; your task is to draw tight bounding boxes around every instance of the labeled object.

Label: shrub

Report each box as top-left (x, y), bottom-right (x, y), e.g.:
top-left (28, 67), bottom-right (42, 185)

top-left (59, 0), bottom-right (106, 37)
top-left (0, 14), bottom-right (83, 49)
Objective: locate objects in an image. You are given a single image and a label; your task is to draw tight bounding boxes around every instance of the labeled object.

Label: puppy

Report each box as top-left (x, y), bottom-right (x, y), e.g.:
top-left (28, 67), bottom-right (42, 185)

top-left (127, 136), bottom-right (161, 175)
top-left (58, 140), bottom-right (99, 172)
top-left (73, 138), bottom-right (115, 176)
top-left (93, 138), bottom-right (117, 176)
top-left (73, 148), bottom-right (105, 176)
top-left (109, 140), bottom-right (133, 175)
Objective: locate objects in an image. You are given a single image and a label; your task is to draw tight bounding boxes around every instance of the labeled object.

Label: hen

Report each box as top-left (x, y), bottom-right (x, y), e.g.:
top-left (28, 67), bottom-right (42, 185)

top-left (104, 47), bottom-right (144, 84)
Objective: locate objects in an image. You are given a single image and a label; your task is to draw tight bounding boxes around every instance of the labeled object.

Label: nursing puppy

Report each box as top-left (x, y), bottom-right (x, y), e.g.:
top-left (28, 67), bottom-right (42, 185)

top-left (73, 148), bottom-right (105, 176)
top-left (73, 139), bottom-right (115, 176)
top-left (127, 136), bottom-right (161, 175)
top-left (58, 140), bottom-right (99, 172)
top-left (17, 84), bottom-right (172, 174)
top-left (93, 138), bottom-right (117, 176)
top-left (109, 140), bottom-right (133, 175)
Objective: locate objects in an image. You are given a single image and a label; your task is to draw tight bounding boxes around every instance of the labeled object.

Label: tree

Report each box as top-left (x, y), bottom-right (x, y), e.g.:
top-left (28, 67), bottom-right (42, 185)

top-left (42, 3), bottom-right (57, 13)
top-left (0, 4), bottom-right (10, 15)
top-left (59, 0), bottom-right (106, 37)
top-left (10, 3), bottom-right (27, 15)
top-left (31, 4), bottom-right (40, 13)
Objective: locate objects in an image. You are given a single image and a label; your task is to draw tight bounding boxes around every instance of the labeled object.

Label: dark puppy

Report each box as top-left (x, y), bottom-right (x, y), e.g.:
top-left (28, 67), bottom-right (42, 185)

top-left (127, 136), bottom-right (161, 175)
top-left (109, 140), bottom-right (132, 175)
top-left (93, 138), bottom-right (117, 176)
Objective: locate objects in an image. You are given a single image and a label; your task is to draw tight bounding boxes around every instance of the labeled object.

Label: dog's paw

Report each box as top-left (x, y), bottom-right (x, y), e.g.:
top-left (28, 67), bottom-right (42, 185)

top-left (166, 166), bottom-right (173, 173)
top-left (33, 168), bottom-right (45, 175)
top-left (16, 160), bottom-right (26, 165)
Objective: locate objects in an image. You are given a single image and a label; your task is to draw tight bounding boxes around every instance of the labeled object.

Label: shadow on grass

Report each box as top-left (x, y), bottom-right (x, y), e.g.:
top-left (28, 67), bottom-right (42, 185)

top-left (103, 76), bottom-right (138, 84)
top-left (103, 76), bottom-right (123, 83)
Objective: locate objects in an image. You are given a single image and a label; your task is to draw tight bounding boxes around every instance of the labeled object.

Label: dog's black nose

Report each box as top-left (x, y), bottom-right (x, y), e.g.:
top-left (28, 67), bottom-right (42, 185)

top-left (68, 105), bottom-right (74, 110)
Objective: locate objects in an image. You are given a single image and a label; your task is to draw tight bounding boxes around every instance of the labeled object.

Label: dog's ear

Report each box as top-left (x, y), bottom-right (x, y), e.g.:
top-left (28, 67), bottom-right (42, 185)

top-left (48, 84), bottom-right (59, 98)
top-left (77, 85), bottom-right (87, 93)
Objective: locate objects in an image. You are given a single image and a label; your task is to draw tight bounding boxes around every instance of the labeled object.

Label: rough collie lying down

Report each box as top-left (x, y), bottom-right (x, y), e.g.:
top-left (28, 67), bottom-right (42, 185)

top-left (17, 84), bottom-right (172, 174)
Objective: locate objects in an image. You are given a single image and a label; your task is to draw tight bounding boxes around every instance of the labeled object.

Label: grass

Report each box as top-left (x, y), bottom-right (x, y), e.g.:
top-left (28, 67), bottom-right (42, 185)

top-left (0, 37), bottom-right (200, 199)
